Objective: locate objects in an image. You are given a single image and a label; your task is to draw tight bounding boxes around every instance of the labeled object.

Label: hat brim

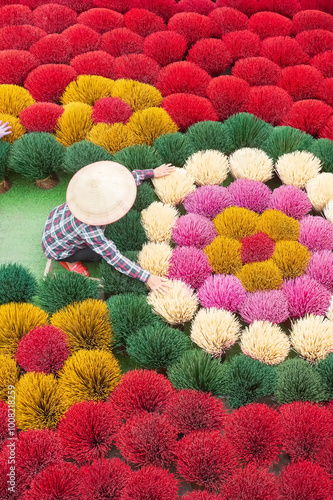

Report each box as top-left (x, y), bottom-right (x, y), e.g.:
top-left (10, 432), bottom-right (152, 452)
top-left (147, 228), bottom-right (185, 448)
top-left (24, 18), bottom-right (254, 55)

top-left (66, 161), bottom-right (137, 225)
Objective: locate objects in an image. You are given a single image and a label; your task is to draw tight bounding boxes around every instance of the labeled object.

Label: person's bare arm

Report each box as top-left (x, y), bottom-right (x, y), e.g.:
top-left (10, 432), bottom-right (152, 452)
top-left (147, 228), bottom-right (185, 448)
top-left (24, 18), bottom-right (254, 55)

top-left (153, 163), bottom-right (176, 178)
top-left (0, 121), bottom-right (12, 139)
top-left (146, 275), bottom-right (172, 295)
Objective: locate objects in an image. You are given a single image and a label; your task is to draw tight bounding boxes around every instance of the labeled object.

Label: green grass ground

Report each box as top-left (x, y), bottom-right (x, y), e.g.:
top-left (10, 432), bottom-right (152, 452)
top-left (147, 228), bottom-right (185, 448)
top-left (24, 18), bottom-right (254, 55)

top-left (0, 171), bottom-right (100, 280)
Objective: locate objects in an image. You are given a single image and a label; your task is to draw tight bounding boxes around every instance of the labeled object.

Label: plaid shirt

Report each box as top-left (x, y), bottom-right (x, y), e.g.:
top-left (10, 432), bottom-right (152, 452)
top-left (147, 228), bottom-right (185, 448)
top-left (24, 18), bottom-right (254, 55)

top-left (42, 169), bottom-right (155, 282)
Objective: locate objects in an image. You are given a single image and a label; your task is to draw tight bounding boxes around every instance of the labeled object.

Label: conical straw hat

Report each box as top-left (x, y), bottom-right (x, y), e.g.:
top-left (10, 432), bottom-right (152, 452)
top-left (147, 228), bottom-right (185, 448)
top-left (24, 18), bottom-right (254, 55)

top-left (66, 161), bottom-right (137, 225)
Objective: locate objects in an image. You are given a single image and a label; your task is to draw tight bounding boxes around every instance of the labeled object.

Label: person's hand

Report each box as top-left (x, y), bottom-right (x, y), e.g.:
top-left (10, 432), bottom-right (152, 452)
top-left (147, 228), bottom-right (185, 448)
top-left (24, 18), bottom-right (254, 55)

top-left (154, 163), bottom-right (176, 178)
top-left (0, 121), bottom-right (12, 140)
top-left (146, 275), bottom-right (172, 295)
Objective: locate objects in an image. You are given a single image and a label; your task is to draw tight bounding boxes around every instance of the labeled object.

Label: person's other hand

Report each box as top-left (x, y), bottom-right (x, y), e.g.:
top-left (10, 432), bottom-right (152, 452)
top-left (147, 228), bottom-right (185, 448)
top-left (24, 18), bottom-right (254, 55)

top-left (154, 163), bottom-right (176, 178)
top-left (0, 121), bottom-right (12, 140)
top-left (146, 275), bottom-right (172, 295)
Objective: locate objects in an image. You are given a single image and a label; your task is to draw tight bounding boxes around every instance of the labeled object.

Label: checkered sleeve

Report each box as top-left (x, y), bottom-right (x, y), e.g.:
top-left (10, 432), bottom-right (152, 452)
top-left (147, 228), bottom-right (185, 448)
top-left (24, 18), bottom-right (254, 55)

top-left (80, 225), bottom-right (151, 282)
top-left (132, 169), bottom-right (155, 186)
